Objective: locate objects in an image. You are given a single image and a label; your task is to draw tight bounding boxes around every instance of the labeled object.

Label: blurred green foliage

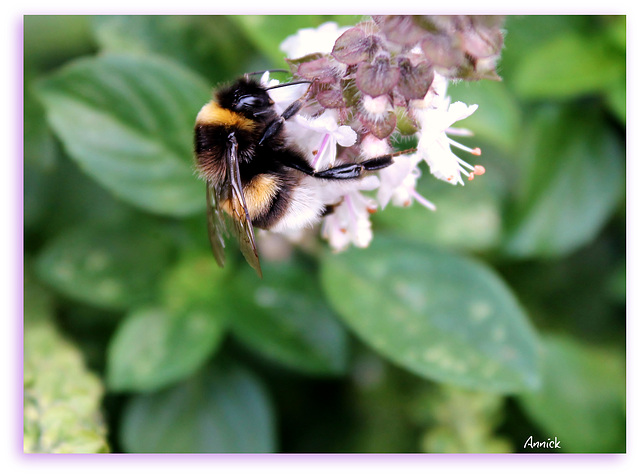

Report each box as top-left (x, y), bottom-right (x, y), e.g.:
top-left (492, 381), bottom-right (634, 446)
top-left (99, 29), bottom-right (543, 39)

top-left (24, 15), bottom-right (625, 453)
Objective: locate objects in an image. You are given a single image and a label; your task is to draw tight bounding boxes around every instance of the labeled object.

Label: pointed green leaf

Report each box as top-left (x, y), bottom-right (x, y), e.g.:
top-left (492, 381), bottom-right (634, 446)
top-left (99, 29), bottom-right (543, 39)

top-left (321, 236), bottom-right (541, 394)
top-left (107, 306), bottom-right (226, 392)
top-left (120, 362), bottom-right (276, 453)
top-left (36, 54), bottom-right (210, 216)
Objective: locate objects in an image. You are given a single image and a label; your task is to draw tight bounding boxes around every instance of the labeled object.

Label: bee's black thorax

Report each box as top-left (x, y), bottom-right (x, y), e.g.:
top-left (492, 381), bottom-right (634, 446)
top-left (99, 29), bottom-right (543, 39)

top-left (195, 76), bottom-right (318, 233)
top-left (194, 77), bottom-right (289, 180)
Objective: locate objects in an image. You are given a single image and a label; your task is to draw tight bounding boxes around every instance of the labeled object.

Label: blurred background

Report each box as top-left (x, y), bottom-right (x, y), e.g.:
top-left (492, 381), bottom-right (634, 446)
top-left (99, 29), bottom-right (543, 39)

top-left (23, 15), bottom-right (625, 453)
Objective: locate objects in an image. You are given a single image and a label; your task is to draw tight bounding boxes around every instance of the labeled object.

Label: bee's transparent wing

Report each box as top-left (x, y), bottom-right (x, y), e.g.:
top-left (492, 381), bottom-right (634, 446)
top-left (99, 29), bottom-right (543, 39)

top-left (206, 181), bottom-right (228, 268)
top-left (225, 133), bottom-right (263, 278)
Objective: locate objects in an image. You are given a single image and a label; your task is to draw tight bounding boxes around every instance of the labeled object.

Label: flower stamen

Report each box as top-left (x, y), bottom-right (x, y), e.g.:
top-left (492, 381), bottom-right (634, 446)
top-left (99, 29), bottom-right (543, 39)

top-left (410, 189), bottom-right (437, 211)
top-left (447, 137), bottom-right (482, 156)
top-left (467, 164), bottom-right (486, 181)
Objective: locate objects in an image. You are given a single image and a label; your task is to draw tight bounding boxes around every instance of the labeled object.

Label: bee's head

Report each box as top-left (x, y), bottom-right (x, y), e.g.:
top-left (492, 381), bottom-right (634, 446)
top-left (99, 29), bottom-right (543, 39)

top-left (216, 77), bottom-right (274, 119)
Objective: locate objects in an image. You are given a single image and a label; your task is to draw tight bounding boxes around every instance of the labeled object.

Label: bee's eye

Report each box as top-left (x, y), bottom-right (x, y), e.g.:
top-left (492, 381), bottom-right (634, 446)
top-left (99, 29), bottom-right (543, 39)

top-left (236, 95), bottom-right (268, 111)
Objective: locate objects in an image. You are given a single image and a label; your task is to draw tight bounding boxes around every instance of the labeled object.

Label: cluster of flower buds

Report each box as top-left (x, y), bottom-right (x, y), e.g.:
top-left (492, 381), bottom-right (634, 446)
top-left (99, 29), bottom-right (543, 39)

top-left (267, 15), bottom-right (504, 251)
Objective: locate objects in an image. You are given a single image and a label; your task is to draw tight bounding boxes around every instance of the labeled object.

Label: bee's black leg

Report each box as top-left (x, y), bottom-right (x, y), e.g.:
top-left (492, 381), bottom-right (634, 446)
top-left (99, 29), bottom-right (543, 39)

top-left (358, 155), bottom-right (395, 170)
top-left (281, 150), bottom-right (407, 180)
top-left (312, 155), bottom-right (395, 180)
top-left (281, 97), bottom-right (306, 120)
top-left (259, 117), bottom-right (285, 146)
top-left (259, 94), bottom-right (308, 145)
top-left (313, 163), bottom-right (365, 180)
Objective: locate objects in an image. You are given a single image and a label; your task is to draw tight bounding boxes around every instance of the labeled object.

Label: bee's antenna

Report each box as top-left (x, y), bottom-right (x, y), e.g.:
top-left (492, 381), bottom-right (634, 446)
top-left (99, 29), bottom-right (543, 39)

top-left (246, 69), bottom-right (291, 77)
top-left (265, 80), bottom-right (312, 90)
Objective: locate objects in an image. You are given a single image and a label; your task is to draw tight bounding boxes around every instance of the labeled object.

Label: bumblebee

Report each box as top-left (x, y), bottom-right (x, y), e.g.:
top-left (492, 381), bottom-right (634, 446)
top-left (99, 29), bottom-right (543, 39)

top-left (194, 73), bottom-right (396, 277)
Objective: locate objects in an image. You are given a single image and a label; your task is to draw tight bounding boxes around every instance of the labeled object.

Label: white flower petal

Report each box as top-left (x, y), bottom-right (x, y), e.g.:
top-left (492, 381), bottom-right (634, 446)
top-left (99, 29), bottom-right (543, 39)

top-left (267, 83), bottom-right (309, 112)
top-left (335, 125), bottom-right (357, 147)
top-left (448, 102), bottom-right (478, 123)
top-left (377, 153), bottom-right (421, 209)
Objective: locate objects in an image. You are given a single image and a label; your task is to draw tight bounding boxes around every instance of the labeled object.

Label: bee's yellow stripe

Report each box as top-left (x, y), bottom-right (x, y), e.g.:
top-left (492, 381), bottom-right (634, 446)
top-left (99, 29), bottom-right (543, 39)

top-left (195, 101), bottom-right (255, 131)
top-left (221, 174), bottom-right (280, 220)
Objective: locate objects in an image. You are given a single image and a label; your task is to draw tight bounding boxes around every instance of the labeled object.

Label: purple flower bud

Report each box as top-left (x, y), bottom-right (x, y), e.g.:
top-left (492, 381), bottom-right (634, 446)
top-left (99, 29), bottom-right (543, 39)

top-left (359, 109), bottom-right (397, 140)
top-left (356, 56), bottom-right (400, 98)
top-left (460, 25), bottom-right (504, 59)
top-left (420, 33), bottom-right (466, 72)
top-left (317, 88), bottom-right (346, 109)
top-left (296, 56), bottom-right (339, 84)
top-left (372, 15), bottom-right (426, 47)
top-left (332, 27), bottom-right (380, 65)
top-left (396, 58), bottom-right (434, 100)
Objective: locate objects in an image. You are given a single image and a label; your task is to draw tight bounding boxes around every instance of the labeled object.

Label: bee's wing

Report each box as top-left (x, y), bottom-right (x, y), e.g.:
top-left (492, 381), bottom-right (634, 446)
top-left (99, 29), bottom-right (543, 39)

top-left (206, 180), bottom-right (228, 268)
top-left (226, 133), bottom-right (263, 278)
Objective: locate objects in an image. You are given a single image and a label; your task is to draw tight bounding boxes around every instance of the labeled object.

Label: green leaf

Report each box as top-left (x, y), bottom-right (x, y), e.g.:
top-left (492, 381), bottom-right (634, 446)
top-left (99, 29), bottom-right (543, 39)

top-left (517, 334), bottom-right (625, 453)
top-left (36, 54), bottom-right (210, 217)
top-left (512, 32), bottom-right (624, 100)
top-left (504, 105), bottom-right (624, 258)
top-left (24, 278), bottom-right (109, 453)
top-left (321, 236), bottom-right (541, 394)
top-left (159, 252), bottom-right (229, 312)
top-left (34, 154), bottom-right (142, 240)
top-left (119, 361), bottom-right (276, 453)
top-left (106, 306), bottom-right (226, 392)
top-left (228, 258), bottom-right (349, 376)
top-left (35, 224), bottom-right (172, 310)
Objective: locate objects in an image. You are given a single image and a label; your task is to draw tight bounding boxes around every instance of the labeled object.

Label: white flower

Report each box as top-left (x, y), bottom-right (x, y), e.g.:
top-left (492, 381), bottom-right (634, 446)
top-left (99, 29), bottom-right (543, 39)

top-left (322, 189), bottom-right (378, 252)
top-left (416, 97), bottom-right (483, 186)
top-left (280, 21), bottom-right (351, 59)
top-left (377, 153), bottom-right (436, 211)
top-left (289, 111), bottom-right (357, 170)
top-left (320, 174), bottom-right (380, 252)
